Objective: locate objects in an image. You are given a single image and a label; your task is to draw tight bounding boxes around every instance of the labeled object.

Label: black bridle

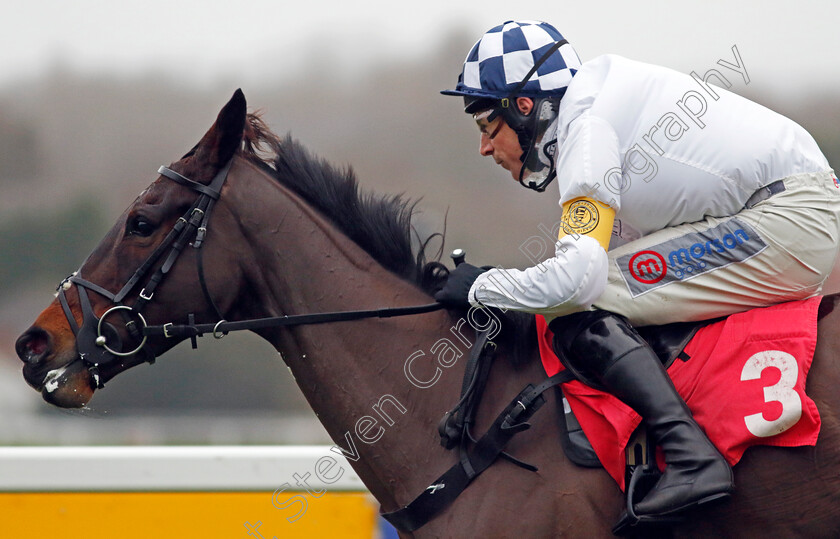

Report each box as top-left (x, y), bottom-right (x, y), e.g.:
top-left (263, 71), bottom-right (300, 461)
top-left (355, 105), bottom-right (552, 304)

top-left (57, 157), bottom-right (443, 387)
top-left (56, 158), bottom-right (233, 385)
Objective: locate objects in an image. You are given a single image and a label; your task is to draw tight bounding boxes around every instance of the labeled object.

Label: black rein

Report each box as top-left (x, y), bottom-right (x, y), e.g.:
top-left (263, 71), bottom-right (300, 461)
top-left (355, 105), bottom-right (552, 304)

top-left (144, 302), bottom-right (444, 341)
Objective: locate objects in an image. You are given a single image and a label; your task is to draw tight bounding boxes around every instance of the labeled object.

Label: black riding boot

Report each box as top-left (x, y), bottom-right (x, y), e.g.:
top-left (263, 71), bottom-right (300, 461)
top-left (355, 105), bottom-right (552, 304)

top-left (550, 310), bottom-right (734, 526)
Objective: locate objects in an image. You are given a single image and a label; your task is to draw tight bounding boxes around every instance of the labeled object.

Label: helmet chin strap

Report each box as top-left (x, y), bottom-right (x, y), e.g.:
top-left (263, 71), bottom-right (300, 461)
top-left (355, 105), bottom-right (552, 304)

top-left (516, 99), bottom-right (560, 192)
top-left (518, 161), bottom-right (557, 193)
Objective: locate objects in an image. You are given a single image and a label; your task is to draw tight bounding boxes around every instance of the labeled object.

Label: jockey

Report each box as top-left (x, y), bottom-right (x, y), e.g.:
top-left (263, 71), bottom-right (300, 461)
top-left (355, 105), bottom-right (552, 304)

top-left (436, 20), bottom-right (840, 528)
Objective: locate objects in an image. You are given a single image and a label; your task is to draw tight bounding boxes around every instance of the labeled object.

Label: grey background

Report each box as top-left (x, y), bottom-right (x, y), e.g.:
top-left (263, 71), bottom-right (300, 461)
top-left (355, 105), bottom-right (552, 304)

top-left (1, 1), bottom-right (838, 445)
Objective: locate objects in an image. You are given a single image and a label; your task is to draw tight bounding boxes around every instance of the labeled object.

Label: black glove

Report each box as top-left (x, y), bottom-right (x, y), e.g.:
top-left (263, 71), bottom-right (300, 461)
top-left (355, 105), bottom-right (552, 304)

top-left (434, 263), bottom-right (487, 309)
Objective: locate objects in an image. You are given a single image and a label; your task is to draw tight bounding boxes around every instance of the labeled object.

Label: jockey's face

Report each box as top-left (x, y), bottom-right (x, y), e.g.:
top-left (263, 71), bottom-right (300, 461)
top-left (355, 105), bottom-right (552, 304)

top-left (475, 98), bottom-right (533, 182)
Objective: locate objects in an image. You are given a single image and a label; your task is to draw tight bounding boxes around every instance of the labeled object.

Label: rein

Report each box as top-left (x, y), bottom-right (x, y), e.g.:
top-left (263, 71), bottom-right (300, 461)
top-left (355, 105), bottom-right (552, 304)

top-left (144, 302), bottom-right (444, 341)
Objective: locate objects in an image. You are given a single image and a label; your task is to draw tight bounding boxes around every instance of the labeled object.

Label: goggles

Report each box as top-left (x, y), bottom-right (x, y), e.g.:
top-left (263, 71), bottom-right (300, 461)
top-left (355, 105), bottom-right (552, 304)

top-left (473, 109), bottom-right (504, 140)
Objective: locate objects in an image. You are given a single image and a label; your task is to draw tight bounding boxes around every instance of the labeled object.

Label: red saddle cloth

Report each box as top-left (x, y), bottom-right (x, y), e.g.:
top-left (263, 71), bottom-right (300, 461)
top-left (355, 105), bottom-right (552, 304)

top-left (536, 297), bottom-right (823, 490)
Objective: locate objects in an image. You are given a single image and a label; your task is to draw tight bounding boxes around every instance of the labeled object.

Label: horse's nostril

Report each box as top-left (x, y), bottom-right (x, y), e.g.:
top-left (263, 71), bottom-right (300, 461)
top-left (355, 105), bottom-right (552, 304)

top-left (15, 328), bottom-right (51, 364)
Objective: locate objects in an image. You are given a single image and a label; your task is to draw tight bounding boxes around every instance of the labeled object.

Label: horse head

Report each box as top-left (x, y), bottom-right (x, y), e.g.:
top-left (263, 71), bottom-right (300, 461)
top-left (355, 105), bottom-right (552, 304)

top-left (15, 90), bottom-right (251, 407)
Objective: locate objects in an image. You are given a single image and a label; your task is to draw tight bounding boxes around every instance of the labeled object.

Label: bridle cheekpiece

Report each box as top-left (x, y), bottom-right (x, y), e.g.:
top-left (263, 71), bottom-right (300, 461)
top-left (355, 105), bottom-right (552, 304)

top-left (56, 158), bottom-right (234, 386)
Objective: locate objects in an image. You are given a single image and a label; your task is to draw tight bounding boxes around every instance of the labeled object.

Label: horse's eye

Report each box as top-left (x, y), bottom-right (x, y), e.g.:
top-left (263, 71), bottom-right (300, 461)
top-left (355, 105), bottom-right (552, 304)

top-left (127, 216), bottom-right (157, 237)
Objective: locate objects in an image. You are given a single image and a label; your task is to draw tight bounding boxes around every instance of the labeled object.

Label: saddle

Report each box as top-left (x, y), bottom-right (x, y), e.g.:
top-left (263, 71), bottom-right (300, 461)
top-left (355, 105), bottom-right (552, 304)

top-left (546, 296), bottom-right (829, 488)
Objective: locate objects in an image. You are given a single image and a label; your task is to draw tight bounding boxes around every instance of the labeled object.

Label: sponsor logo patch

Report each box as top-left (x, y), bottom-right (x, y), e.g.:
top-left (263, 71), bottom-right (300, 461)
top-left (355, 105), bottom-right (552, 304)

top-left (628, 250), bottom-right (667, 284)
top-left (616, 218), bottom-right (767, 297)
top-left (563, 199), bottom-right (600, 235)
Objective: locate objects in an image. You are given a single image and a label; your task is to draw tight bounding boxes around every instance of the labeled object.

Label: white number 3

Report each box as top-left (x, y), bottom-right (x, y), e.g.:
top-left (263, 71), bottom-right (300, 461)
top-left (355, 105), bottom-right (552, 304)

top-left (740, 350), bottom-right (802, 438)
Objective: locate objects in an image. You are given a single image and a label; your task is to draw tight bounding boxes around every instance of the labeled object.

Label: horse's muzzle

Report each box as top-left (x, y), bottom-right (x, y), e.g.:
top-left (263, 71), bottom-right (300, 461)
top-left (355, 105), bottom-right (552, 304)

top-left (16, 324), bottom-right (98, 408)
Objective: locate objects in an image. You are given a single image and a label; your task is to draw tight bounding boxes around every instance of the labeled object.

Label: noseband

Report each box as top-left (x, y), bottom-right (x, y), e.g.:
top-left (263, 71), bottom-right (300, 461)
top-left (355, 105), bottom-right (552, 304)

top-left (56, 159), bottom-right (234, 386)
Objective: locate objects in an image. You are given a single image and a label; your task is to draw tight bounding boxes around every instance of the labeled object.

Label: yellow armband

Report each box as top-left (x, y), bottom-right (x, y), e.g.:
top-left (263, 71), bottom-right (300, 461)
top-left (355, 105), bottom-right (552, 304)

top-left (559, 197), bottom-right (615, 251)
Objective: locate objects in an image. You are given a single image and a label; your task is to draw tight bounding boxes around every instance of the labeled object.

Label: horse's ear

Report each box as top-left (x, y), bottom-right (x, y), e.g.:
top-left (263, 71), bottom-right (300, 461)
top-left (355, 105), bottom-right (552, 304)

top-left (194, 89), bottom-right (247, 170)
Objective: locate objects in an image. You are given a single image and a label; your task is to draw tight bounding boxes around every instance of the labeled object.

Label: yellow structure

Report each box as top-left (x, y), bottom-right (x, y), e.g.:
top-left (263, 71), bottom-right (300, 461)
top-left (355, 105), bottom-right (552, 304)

top-left (0, 446), bottom-right (379, 538)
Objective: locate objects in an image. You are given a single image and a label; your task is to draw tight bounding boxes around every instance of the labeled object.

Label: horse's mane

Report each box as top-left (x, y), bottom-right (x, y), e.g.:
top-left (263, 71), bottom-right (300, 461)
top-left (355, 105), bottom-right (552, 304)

top-left (240, 113), bottom-right (535, 364)
top-left (240, 113), bottom-right (448, 294)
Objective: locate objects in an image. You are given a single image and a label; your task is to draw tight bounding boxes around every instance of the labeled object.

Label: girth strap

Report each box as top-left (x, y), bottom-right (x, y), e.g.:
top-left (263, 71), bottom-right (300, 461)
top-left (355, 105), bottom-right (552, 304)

top-left (381, 370), bottom-right (574, 532)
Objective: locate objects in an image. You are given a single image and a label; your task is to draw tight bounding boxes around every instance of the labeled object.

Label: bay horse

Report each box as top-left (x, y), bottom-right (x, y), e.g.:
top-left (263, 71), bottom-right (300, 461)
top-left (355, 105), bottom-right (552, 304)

top-left (14, 90), bottom-right (840, 537)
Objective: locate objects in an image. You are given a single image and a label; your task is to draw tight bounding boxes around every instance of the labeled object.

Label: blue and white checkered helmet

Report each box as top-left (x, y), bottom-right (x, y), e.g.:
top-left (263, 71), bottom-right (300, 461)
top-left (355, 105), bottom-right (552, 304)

top-left (441, 20), bottom-right (582, 102)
